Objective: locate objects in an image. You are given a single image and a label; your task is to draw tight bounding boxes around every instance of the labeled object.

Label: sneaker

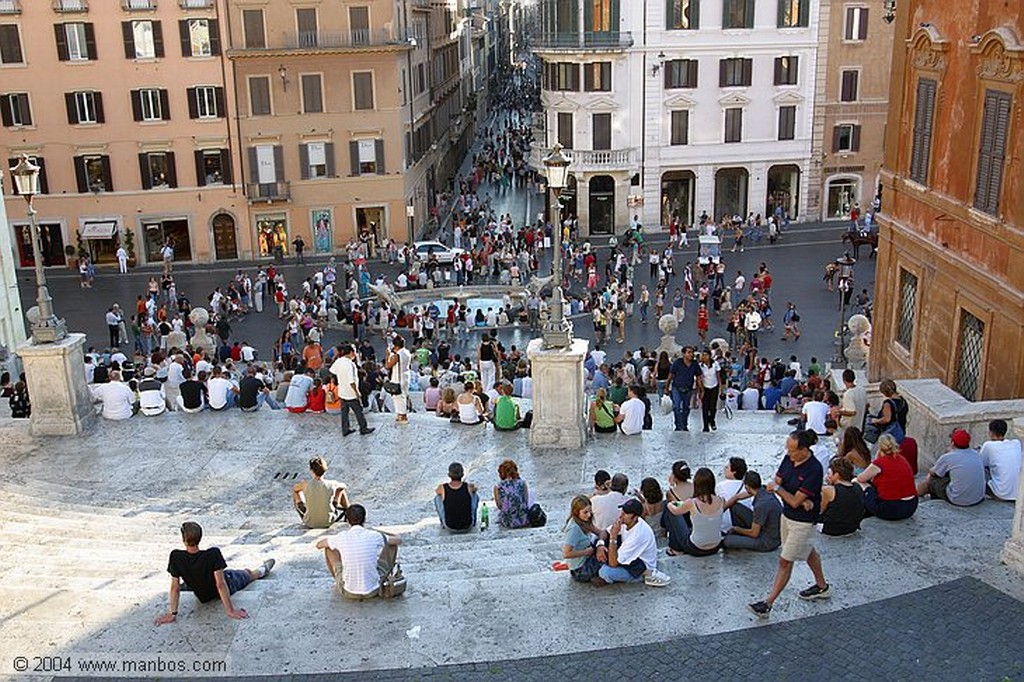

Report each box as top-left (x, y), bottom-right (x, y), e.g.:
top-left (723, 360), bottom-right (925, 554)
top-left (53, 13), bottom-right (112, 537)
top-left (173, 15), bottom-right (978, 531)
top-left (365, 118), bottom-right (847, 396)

top-left (748, 600), bottom-right (772, 618)
top-left (799, 583), bottom-right (830, 601)
top-left (359, 427), bottom-right (376, 435)
top-left (644, 569), bottom-right (671, 587)
top-left (259, 558), bottom-right (276, 578)
top-left (342, 429), bottom-right (356, 437)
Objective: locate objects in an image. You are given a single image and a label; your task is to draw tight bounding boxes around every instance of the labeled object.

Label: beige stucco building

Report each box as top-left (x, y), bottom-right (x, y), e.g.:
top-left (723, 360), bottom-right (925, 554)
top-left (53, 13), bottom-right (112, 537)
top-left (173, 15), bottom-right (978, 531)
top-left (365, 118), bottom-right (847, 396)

top-left (1, 0), bottom-right (247, 266)
top-left (1, 0), bottom-right (506, 266)
top-left (807, 0), bottom-right (895, 220)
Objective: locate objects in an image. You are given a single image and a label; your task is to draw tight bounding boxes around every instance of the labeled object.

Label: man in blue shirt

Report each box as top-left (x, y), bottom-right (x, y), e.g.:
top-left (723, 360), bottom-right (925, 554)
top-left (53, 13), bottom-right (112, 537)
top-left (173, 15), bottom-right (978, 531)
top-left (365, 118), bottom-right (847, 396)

top-left (665, 347), bottom-right (700, 431)
top-left (591, 364), bottom-right (611, 393)
top-left (749, 429), bottom-right (830, 618)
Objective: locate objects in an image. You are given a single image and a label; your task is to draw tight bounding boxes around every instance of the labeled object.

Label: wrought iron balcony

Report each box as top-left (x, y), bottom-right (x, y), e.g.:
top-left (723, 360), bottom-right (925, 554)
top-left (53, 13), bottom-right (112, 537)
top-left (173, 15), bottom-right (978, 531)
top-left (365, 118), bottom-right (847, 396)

top-left (532, 31), bottom-right (633, 51)
top-left (179, 0), bottom-right (213, 6)
top-left (530, 142), bottom-right (637, 172)
top-left (122, 0), bottom-right (156, 10)
top-left (245, 181), bottom-right (291, 203)
top-left (231, 28), bottom-right (411, 53)
top-left (0, 0), bottom-right (22, 15)
top-left (52, 0), bottom-right (88, 12)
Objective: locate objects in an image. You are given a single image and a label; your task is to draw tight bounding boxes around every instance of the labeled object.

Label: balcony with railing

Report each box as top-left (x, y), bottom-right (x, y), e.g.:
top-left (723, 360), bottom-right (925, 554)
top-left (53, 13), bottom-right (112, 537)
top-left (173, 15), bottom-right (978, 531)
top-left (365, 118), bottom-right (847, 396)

top-left (52, 0), bottom-right (88, 12)
top-left (532, 31), bottom-right (633, 51)
top-left (0, 0), bottom-right (22, 15)
top-left (179, 0), bottom-right (213, 7)
top-left (122, 0), bottom-right (156, 10)
top-left (245, 181), bottom-right (291, 203)
top-left (530, 142), bottom-right (637, 172)
top-left (232, 28), bottom-right (411, 54)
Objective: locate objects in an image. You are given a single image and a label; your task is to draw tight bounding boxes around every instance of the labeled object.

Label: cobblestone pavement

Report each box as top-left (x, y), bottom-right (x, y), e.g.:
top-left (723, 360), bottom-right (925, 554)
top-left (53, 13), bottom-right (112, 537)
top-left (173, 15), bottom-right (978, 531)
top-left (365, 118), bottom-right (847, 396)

top-left (58, 577), bottom-right (1023, 682)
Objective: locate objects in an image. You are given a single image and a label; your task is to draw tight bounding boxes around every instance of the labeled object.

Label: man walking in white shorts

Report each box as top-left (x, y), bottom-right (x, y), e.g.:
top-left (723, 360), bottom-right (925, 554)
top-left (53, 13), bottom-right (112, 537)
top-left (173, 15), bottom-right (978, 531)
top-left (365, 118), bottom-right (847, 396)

top-left (749, 429), bottom-right (830, 618)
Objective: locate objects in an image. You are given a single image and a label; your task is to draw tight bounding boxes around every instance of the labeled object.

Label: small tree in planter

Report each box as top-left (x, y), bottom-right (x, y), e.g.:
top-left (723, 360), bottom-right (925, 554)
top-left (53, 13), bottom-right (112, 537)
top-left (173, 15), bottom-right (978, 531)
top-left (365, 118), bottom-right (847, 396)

top-left (123, 228), bottom-right (137, 267)
top-left (75, 229), bottom-right (89, 263)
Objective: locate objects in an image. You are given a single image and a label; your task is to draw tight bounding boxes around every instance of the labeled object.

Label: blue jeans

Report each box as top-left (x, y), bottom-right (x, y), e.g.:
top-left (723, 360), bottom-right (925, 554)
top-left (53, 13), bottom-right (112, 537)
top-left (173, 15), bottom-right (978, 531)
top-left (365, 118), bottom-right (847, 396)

top-left (434, 493), bottom-right (479, 532)
top-left (597, 558), bottom-right (646, 584)
top-left (223, 568), bottom-right (252, 595)
top-left (242, 392), bottom-right (281, 412)
top-left (670, 387), bottom-right (692, 430)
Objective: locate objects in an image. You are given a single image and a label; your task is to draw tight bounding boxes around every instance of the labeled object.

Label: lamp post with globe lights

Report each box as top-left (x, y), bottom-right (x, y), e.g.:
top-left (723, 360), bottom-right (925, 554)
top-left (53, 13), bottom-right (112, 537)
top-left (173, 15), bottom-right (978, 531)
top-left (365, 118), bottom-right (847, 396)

top-left (9, 155), bottom-right (67, 344)
top-left (541, 143), bottom-right (572, 349)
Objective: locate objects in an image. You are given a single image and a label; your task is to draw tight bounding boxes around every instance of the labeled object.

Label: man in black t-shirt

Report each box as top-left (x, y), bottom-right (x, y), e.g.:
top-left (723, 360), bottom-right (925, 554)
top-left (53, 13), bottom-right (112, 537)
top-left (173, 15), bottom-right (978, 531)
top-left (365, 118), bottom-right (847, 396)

top-left (177, 369), bottom-right (208, 413)
top-left (238, 366), bottom-right (280, 411)
top-left (155, 522), bottom-right (274, 625)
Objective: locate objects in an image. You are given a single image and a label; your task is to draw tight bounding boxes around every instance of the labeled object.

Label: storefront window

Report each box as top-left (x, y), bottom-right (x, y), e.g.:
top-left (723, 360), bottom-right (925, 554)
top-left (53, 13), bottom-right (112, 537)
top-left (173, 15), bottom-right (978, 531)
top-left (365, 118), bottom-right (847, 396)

top-left (661, 171), bottom-right (695, 228)
top-left (827, 178), bottom-right (858, 218)
top-left (143, 219), bottom-right (192, 263)
top-left (16, 223), bottom-right (66, 267)
top-left (257, 215), bottom-right (288, 257)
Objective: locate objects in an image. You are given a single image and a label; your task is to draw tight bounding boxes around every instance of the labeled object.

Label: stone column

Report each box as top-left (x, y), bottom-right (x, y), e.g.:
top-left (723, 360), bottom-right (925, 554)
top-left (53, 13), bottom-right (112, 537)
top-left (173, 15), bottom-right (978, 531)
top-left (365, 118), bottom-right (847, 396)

top-left (17, 332), bottom-right (95, 436)
top-left (527, 337), bottom-right (588, 450)
top-left (1001, 423), bottom-right (1024, 572)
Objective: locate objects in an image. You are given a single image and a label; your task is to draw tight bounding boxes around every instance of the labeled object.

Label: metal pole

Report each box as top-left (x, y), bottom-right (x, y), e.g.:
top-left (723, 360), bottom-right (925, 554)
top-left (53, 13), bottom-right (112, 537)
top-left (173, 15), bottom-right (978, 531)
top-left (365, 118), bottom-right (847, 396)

top-left (542, 187), bottom-right (570, 348)
top-left (25, 199), bottom-right (66, 343)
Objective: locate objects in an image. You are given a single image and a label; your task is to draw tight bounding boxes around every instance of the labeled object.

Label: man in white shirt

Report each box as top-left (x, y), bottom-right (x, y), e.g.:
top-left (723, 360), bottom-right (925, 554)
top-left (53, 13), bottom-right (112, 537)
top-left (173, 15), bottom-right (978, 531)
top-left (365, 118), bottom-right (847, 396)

top-left (240, 341), bottom-right (257, 363)
top-left (744, 308), bottom-right (762, 348)
top-left (590, 346), bottom-right (607, 368)
top-left (329, 344), bottom-right (374, 436)
top-left (164, 355), bottom-right (185, 411)
top-left (593, 499), bottom-right (670, 587)
top-left (138, 366), bottom-right (166, 416)
top-left (838, 369), bottom-right (867, 435)
top-left (206, 367), bottom-right (238, 410)
top-left (740, 383), bottom-right (761, 410)
top-left (980, 419), bottom-right (1022, 501)
top-left (698, 352), bottom-right (722, 432)
top-left (284, 368), bottom-right (315, 412)
top-left (616, 386), bottom-right (646, 436)
top-left (591, 473), bottom-right (630, 530)
top-left (315, 505), bottom-right (401, 599)
top-left (92, 371), bottom-right (136, 420)
top-left (801, 390), bottom-right (830, 435)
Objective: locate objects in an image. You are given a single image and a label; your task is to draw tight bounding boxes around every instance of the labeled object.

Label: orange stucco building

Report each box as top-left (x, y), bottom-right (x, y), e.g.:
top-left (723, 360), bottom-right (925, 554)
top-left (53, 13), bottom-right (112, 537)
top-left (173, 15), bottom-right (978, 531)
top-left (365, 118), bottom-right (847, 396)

top-left (871, 0), bottom-right (1024, 400)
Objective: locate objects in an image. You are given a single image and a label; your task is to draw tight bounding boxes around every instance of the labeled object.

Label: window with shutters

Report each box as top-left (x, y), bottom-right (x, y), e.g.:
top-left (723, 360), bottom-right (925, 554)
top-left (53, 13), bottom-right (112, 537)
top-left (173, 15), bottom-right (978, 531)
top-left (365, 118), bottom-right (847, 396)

top-left (895, 268), bottom-right (917, 350)
top-left (664, 59), bottom-right (698, 88)
top-left (415, 63), bottom-right (426, 95)
top-left (193, 86), bottom-right (220, 118)
top-left (547, 62), bottom-right (580, 91)
top-left (724, 107), bottom-right (742, 142)
top-left (296, 8), bottom-right (318, 47)
top-left (356, 139), bottom-right (378, 174)
top-left (955, 311), bottom-right (985, 401)
top-left (833, 124), bottom-right (859, 152)
top-left (557, 112), bottom-right (573, 149)
top-left (844, 6), bottom-right (868, 41)
top-left (141, 152), bottom-right (175, 189)
top-left (584, 62), bottom-right (612, 91)
top-left (353, 71), bottom-right (374, 110)
top-left (667, 0), bottom-right (699, 29)
top-left (778, 105), bottom-right (796, 140)
top-left (242, 9), bottom-right (265, 48)
top-left (777, 0), bottom-right (807, 27)
top-left (73, 91), bottom-right (99, 124)
top-left (592, 113), bottom-right (611, 150)
top-left (909, 78), bottom-right (936, 185)
top-left (720, 58), bottom-right (752, 87)
top-left (138, 88), bottom-right (164, 121)
top-left (186, 19), bottom-right (212, 56)
top-left (670, 110), bottom-right (689, 145)
top-left (197, 149), bottom-right (228, 185)
top-left (61, 22), bottom-right (92, 61)
top-left (7, 156), bottom-right (49, 196)
top-left (0, 92), bottom-right (31, 127)
top-left (840, 69), bottom-right (859, 102)
top-left (973, 89), bottom-right (1011, 216)
top-left (774, 56), bottom-right (798, 85)
top-left (249, 76), bottom-right (271, 116)
top-left (303, 142), bottom-right (329, 177)
top-left (723, 0), bottom-right (753, 29)
top-left (301, 74), bottom-right (323, 114)
top-left (130, 20), bottom-right (158, 59)
top-left (0, 24), bottom-right (23, 64)
top-left (79, 155), bottom-right (111, 192)
top-left (350, 7), bottom-right (370, 46)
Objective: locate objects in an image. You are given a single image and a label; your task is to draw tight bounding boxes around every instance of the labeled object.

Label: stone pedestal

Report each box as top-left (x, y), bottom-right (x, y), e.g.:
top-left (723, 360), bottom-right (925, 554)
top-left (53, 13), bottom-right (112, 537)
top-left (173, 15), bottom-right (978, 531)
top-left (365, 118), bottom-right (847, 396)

top-left (527, 337), bottom-right (588, 450)
top-left (17, 332), bottom-right (95, 436)
top-left (1002, 423), bottom-right (1024, 573)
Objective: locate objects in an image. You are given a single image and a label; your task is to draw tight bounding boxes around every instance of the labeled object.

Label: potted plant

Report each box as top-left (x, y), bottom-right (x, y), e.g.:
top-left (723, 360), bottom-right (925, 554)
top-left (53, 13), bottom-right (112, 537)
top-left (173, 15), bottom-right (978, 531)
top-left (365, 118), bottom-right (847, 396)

top-left (123, 228), bottom-right (137, 267)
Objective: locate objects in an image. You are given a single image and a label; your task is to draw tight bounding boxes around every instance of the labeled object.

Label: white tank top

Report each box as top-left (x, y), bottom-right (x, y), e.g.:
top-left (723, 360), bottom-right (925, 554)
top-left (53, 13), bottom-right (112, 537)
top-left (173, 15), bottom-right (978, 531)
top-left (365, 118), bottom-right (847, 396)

top-left (458, 399), bottom-right (480, 424)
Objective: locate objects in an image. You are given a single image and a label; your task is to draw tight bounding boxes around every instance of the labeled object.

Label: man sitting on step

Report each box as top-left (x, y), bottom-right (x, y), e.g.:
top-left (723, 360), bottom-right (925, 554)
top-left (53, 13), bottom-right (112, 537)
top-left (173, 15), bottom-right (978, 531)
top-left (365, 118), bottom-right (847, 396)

top-left (434, 461), bottom-right (479, 532)
top-left (155, 521), bottom-right (274, 625)
top-left (293, 456), bottom-right (350, 528)
top-left (315, 505), bottom-right (401, 599)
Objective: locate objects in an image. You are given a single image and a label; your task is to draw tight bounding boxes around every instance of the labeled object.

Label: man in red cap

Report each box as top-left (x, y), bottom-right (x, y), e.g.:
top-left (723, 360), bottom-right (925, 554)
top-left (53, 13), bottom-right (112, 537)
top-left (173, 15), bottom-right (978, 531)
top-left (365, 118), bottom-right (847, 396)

top-left (916, 429), bottom-right (985, 506)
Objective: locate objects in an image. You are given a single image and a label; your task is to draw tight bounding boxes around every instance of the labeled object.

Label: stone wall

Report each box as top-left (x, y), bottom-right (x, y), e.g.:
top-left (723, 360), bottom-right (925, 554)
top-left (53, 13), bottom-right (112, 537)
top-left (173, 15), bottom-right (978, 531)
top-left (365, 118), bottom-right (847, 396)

top-left (898, 378), bottom-right (1024, 471)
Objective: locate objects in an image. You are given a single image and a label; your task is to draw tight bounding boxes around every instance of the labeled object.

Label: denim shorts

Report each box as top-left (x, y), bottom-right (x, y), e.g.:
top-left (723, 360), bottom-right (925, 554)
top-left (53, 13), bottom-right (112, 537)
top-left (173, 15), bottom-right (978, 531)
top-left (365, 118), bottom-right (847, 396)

top-left (223, 568), bottom-right (252, 595)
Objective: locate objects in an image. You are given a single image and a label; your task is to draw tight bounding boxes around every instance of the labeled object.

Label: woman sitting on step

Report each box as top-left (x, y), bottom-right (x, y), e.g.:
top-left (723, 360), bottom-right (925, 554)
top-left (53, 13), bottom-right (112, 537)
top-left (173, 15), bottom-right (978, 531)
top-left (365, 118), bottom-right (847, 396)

top-left (494, 459), bottom-right (530, 529)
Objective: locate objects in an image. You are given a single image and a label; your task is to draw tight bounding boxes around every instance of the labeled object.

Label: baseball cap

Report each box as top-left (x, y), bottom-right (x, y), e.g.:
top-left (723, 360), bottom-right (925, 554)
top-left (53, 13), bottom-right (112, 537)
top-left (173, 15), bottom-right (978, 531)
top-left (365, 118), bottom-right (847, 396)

top-left (951, 429), bottom-right (971, 448)
top-left (619, 499), bottom-right (644, 516)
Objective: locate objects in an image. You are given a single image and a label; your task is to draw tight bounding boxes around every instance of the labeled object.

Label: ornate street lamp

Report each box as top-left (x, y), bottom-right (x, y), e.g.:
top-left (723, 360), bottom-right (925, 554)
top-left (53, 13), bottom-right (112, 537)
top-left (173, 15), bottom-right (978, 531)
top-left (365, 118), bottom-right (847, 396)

top-left (832, 252), bottom-right (856, 365)
top-left (9, 155), bottom-right (67, 344)
top-left (541, 143), bottom-right (572, 349)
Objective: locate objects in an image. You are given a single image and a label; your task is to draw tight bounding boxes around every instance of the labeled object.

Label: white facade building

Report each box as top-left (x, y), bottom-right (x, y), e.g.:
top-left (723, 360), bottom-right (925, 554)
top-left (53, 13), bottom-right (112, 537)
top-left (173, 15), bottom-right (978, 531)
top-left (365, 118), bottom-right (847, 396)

top-left (0, 170), bottom-right (27, 367)
top-left (532, 0), bottom-right (818, 235)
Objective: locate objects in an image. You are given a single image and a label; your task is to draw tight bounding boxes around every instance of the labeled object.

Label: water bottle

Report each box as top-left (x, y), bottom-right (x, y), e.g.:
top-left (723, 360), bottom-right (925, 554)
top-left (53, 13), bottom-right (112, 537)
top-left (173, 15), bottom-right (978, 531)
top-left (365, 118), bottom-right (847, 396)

top-left (480, 502), bottom-right (489, 531)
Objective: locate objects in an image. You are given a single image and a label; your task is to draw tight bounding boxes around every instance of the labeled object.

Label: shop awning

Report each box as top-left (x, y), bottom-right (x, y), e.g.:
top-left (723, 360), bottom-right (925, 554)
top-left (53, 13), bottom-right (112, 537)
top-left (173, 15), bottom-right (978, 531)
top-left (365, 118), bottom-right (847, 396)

top-left (80, 222), bottom-right (117, 240)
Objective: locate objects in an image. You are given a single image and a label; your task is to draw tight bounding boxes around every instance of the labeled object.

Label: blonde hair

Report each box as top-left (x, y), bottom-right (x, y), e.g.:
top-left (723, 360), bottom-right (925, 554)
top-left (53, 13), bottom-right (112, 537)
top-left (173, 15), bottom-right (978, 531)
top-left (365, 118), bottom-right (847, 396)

top-left (562, 494), bottom-right (595, 533)
top-left (876, 433), bottom-right (900, 457)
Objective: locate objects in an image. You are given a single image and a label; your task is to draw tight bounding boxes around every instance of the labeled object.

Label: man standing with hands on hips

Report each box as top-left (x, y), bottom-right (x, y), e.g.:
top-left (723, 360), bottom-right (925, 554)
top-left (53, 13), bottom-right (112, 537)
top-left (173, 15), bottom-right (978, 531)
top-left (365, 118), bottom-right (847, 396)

top-left (748, 429), bottom-right (830, 618)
